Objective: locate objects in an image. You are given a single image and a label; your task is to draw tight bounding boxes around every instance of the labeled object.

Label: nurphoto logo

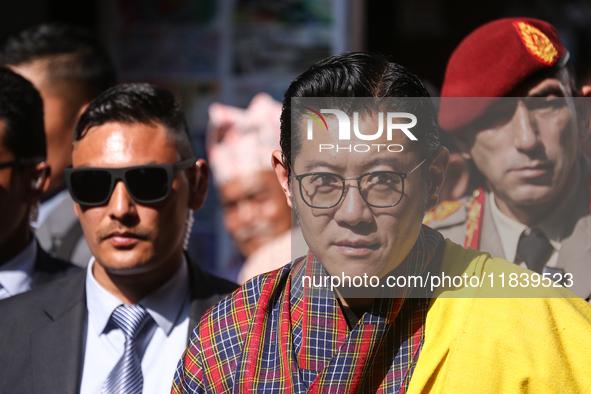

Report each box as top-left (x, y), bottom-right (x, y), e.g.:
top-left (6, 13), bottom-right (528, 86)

top-left (304, 107), bottom-right (417, 153)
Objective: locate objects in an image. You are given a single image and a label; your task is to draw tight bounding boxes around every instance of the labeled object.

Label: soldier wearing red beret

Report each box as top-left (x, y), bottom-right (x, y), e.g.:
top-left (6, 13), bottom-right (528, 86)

top-left (427, 17), bottom-right (591, 300)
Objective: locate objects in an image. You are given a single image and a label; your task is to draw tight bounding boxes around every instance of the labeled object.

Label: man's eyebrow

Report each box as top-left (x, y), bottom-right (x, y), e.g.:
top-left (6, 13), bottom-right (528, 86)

top-left (73, 160), bottom-right (161, 169)
top-left (301, 157), bottom-right (404, 173)
top-left (220, 185), bottom-right (269, 205)
top-left (238, 184), bottom-right (269, 198)
top-left (359, 157), bottom-right (403, 172)
top-left (302, 161), bottom-right (344, 172)
top-left (528, 85), bottom-right (566, 97)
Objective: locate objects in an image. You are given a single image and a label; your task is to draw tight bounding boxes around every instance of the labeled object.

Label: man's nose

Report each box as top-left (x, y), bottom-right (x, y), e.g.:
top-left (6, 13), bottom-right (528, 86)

top-left (333, 181), bottom-right (374, 227)
top-left (512, 101), bottom-right (541, 152)
top-left (236, 199), bottom-right (257, 224)
top-left (107, 180), bottom-right (138, 219)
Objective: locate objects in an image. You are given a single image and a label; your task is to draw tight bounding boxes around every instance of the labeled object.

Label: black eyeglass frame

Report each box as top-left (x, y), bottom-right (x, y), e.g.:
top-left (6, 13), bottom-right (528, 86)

top-left (0, 157), bottom-right (45, 170)
top-left (294, 158), bottom-right (427, 209)
top-left (64, 159), bottom-right (195, 206)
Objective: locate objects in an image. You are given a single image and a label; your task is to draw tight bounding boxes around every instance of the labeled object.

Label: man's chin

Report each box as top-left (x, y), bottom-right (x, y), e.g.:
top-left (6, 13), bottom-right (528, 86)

top-left (322, 256), bottom-right (391, 279)
top-left (507, 184), bottom-right (558, 207)
top-left (95, 252), bottom-right (154, 276)
top-left (238, 235), bottom-right (275, 257)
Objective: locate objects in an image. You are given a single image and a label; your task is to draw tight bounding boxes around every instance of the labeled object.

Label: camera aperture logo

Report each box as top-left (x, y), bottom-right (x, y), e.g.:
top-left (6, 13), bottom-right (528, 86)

top-left (305, 108), bottom-right (417, 153)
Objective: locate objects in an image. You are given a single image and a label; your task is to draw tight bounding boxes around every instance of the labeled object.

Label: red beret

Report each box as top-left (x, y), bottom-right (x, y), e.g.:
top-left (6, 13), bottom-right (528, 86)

top-left (439, 17), bottom-right (568, 132)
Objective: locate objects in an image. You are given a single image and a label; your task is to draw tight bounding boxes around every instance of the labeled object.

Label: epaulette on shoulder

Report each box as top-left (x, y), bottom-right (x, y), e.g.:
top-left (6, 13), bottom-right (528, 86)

top-left (423, 200), bottom-right (463, 225)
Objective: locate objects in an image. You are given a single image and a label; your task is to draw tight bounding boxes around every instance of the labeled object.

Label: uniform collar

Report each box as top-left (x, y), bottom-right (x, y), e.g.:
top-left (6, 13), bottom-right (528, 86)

top-left (489, 173), bottom-right (580, 263)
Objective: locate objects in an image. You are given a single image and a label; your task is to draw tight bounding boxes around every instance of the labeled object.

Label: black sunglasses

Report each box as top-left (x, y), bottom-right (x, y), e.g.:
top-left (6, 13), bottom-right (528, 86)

top-left (64, 159), bottom-right (194, 206)
top-left (0, 157), bottom-right (45, 170)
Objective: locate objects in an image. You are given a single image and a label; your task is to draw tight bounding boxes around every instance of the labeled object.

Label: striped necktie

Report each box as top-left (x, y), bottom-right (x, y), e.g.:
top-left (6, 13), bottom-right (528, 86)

top-left (102, 304), bottom-right (151, 394)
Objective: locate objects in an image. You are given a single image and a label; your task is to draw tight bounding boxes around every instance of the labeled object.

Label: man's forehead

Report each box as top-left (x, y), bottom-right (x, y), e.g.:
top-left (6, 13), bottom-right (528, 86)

top-left (77, 121), bottom-right (171, 143)
top-left (72, 121), bottom-right (178, 166)
top-left (295, 142), bottom-right (421, 172)
top-left (455, 77), bottom-right (574, 137)
top-left (303, 155), bottom-right (415, 171)
top-left (510, 75), bottom-right (570, 97)
top-left (295, 113), bottom-right (420, 163)
top-left (220, 170), bottom-right (280, 201)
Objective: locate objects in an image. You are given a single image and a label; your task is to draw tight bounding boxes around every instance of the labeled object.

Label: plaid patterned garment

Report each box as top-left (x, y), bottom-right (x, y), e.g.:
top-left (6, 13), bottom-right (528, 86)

top-left (172, 226), bottom-right (444, 394)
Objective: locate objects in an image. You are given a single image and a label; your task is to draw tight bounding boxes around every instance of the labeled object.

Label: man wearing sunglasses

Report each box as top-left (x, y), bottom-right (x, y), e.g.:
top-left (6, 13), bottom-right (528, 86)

top-left (173, 53), bottom-right (591, 393)
top-left (1, 24), bottom-right (118, 268)
top-left (0, 67), bottom-right (79, 300)
top-left (0, 83), bottom-right (237, 394)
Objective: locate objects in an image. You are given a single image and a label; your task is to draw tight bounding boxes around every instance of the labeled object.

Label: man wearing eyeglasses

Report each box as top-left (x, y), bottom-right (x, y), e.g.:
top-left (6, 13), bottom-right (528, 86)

top-left (0, 83), bottom-right (237, 394)
top-left (0, 67), bottom-right (79, 300)
top-left (173, 53), bottom-right (591, 393)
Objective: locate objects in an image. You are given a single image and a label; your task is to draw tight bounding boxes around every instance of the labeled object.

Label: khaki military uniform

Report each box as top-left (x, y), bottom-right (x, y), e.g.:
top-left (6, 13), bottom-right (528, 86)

top-left (425, 155), bottom-right (591, 299)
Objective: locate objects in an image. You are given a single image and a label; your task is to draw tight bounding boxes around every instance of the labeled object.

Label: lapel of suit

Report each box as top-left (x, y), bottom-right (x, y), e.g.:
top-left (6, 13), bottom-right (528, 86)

top-left (30, 244), bottom-right (54, 288)
top-left (479, 192), bottom-right (506, 260)
top-left (186, 254), bottom-right (223, 337)
top-left (31, 271), bottom-right (86, 394)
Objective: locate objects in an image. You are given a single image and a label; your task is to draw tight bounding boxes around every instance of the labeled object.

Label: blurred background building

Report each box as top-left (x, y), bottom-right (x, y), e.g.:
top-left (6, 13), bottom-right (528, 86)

top-left (1, 0), bottom-right (590, 278)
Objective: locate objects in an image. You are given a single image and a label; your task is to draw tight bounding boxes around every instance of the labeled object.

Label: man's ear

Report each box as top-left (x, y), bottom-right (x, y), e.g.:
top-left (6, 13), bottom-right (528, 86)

top-left (25, 161), bottom-right (51, 205)
top-left (188, 159), bottom-right (210, 211)
top-left (439, 152), bottom-right (470, 201)
top-left (452, 130), bottom-right (474, 161)
top-left (426, 146), bottom-right (450, 211)
top-left (272, 150), bottom-right (292, 208)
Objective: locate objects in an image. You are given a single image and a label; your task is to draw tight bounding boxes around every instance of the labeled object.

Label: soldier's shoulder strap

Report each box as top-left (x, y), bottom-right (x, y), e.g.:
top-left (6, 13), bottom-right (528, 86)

top-left (423, 200), bottom-right (464, 226)
top-left (424, 188), bottom-right (487, 249)
top-left (463, 188), bottom-right (486, 250)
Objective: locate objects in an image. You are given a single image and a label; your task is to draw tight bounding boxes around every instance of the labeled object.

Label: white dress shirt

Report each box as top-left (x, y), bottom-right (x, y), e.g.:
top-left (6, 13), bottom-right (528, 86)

top-left (80, 256), bottom-right (191, 394)
top-left (0, 237), bottom-right (36, 300)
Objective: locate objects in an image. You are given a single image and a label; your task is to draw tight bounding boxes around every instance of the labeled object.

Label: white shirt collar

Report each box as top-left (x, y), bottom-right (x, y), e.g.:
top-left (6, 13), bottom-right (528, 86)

top-left (85, 255), bottom-right (190, 337)
top-left (489, 195), bottom-right (527, 263)
top-left (0, 237), bottom-right (37, 297)
top-left (32, 188), bottom-right (69, 228)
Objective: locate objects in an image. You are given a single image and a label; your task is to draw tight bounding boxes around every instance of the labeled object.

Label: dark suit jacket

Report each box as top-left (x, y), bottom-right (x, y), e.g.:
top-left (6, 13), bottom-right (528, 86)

top-left (31, 243), bottom-right (82, 289)
top-left (0, 255), bottom-right (237, 394)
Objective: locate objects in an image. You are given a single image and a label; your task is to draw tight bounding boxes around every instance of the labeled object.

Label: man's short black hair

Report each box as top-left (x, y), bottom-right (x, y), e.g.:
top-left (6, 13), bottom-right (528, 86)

top-left (75, 83), bottom-right (194, 161)
top-left (0, 23), bottom-right (117, 102)
top-left (280, 52), bottom-right (440, 180)
top-left (0, 67), bottom-right (45, 160)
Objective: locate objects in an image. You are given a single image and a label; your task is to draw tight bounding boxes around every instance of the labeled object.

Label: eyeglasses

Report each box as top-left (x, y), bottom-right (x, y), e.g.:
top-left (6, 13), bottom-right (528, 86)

top-left (64, 159), bottom-right (194, 206)
top-left (0, 157), bottom-right (45, 170)
top-left (294, 158), bottom-right (427, 209)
